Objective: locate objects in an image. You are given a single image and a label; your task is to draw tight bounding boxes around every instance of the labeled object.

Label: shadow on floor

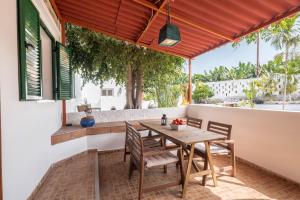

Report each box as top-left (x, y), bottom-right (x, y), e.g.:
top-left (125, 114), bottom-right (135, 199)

top-left (98, 151), bottom-right (300, 200)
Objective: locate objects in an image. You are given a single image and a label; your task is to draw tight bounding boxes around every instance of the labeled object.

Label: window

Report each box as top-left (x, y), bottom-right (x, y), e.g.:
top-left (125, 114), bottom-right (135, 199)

top-left (40, 27), bottom-right (54, 100)
top-left (17, 0), bottom-right (73, 101)
top-left (18, 0), bottom-right (42, 100)
top-left (101, 89), bottom-right (114, 96)
top-left (56, 42), bottom-right (73, 100)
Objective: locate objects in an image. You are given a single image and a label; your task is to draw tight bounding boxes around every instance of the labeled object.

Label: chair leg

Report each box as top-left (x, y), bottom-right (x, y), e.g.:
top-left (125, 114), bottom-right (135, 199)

top-left (231, 145), bottom-right (236, 177)
top-left (138, 162), bottom-right (144, 200)
top-left (202, 156), bottom-right (208, 186)
top-left (129, 157), bottom-right (134, 179)
top-left (123, 145), bottom-right (127, 162)
top-left (162, 137), bottom-right (167, 173)
top-left (178, 148), bottom-right (185, 190)
top-left (205, 142), bottom-right (217, 187)
top-left (164, 165), bottom-right (168, 173)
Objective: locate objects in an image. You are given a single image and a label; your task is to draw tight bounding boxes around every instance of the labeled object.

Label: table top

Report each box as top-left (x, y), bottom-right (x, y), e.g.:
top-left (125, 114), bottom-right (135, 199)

top-left (140, 120), bottom-right (226, 145)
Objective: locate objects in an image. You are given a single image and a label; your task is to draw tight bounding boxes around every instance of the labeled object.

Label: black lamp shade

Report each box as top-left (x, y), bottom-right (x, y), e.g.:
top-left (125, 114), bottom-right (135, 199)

top-left (158, 23), bottom-right (181, 46)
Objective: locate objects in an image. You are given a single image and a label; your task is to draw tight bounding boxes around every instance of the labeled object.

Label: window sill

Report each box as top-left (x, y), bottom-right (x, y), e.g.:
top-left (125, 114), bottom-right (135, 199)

top-left (37, 100), bottom-right (56, 103)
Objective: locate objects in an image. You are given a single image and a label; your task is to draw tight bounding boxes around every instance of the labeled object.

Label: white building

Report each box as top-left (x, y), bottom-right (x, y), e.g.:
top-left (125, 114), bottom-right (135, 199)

top-left (207, 74), bottom-right (300, 99)
top-left (67, 75), bottom-right (127, 112)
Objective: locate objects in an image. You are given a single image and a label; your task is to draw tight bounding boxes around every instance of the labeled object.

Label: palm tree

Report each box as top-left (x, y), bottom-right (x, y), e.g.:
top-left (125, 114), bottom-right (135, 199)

top-left (255, 67), bottom-right (278, 99)
top-left (256, 32), bottom-right (261, 76)
top-left (267, 15), bottom-right (300, 110)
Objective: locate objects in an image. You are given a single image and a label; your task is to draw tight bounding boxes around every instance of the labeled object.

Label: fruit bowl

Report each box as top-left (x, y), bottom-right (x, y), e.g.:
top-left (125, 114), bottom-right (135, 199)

top-left (170, 124), bottom-right (186, 131)
top-left (170, 119), bottom-right (186, 131)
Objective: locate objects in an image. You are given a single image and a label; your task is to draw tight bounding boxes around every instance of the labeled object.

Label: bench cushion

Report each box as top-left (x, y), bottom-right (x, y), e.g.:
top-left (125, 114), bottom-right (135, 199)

top-left (144, 152), bottom-right (178, 168)
top-left (195, 143), bottom-right (230, 155)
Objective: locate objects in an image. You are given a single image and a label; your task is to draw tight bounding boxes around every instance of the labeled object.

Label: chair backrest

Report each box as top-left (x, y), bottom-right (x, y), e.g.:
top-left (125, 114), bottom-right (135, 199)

top-left (125, 121), bottom-right (133, 145)
top-left (207, 121), bottom-right (232, 139)
top-left (125, 121), bottom-right (132, 132)
top-left (187, 117), bottom-right (203, 129)
top-left (129, 126), bottom-right (144, 162)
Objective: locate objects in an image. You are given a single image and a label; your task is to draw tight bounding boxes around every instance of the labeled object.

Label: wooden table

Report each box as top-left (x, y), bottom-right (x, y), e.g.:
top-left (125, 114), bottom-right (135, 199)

top-left (139, 120), bottom-right (226, 198)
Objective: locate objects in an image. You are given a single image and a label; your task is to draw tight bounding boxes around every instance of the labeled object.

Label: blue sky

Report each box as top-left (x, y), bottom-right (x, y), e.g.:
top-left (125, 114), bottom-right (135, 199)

top-left (183, 40), bottom-right (281, 74)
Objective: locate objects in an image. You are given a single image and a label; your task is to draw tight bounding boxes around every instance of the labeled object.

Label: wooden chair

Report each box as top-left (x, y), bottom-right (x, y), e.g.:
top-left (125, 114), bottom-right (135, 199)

top-left (123, 121), bottom-right (162, 162)
top-left (185, 117), bottom-right (203, 169)
top-left (194, 121), bottom-right (235, 185)
top-left (187, 117), bottom-right (203, 129)
top-left (128, 126), bottom-right (184, 200)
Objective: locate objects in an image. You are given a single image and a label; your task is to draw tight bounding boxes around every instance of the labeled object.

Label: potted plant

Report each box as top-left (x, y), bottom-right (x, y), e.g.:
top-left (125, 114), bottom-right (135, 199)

top-left (78, 101), bottom-right (95, 128)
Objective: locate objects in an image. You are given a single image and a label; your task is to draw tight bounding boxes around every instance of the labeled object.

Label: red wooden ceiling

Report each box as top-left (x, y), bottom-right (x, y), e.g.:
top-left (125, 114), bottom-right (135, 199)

top-left (53, 0), bottom-right (300, 58)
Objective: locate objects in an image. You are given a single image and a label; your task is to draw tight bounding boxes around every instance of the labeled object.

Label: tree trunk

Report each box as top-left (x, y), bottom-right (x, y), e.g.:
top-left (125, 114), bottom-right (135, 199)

top-left (132, 69), bottom-right (136, 107)
top-left (125, 64), bottom-right (134, 109)
top-left (282, 45), bottom-right (289, 111)
top-left (256, 32), bottom-right (260, 77)
top-left (135, 66), bottom-right (144, 109)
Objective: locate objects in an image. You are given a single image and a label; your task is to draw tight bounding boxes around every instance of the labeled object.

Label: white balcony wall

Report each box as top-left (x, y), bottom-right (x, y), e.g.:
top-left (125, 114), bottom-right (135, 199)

top-left (187, 104), bottom-right (300, 184)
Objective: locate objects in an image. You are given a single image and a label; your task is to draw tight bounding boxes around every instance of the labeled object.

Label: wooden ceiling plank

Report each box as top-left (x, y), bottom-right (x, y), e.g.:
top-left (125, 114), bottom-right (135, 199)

top-left (132, 0), bottom-right (234, 42)
top-left (136, 0), bottom-right (168, 43)
top-left (233, 5), bottom-right (300, 40)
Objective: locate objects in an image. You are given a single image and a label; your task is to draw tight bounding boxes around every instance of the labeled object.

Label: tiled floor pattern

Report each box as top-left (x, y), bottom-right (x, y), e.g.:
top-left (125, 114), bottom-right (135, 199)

top-left (99, 151), bottom-right (300, 200)
top-left (31, 151), bottom-right (97, 200)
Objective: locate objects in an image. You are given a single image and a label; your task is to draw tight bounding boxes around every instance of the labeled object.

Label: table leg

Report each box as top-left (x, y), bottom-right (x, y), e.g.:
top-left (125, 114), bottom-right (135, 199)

top-left (182, 143), bottom-right (194, 198)
top-left (205, 141), bottom-right (217, 187)
top-left (178, 146), bottom-right (185, 190)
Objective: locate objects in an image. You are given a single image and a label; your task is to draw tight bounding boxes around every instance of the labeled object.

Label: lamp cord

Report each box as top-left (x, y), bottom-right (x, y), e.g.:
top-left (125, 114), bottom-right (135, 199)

top-left (166, 0), bottom-right (170, 24)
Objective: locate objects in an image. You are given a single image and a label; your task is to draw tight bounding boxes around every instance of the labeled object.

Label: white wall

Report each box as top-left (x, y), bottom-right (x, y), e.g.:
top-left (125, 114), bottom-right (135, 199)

top-left (187, 104), bottom-right (300, 184)
top-left (68, 78), bottom-right (127, 112)
top-left (87, 133), bottom-right (125, 151)
top-left (206, 74), bottom-right (300, 99)
top-left (0, 1), bottom-right (87, 199)
top-left (67, 106), bottom-right (187, 125)
top-left (207, 78), bottom-right (255, 99)
top-left (69, 78), bottom-right (154, 112)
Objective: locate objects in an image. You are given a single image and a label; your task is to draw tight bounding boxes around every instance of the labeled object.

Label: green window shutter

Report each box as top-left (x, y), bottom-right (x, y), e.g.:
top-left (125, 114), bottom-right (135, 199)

top-left (56, 42), bottom-right (73, 100)
top-left (18, 0), bottom-right (42, 100)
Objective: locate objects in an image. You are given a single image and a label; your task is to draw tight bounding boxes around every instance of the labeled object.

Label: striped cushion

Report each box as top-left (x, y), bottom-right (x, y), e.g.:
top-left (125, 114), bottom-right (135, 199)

top-left (144, 152), bottom-right (178, 168)
top-left (195, 143), bottom-right (230, 154)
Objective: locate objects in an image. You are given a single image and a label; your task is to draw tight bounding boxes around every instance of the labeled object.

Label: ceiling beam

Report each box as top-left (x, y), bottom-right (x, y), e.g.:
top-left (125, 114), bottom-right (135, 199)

top-left (49, 0), bottom-right (62, 21)
top-left (136, 0), bottom-right (168, 43)
top-left (63, 16), bottom-right (189, 58)
top-left (114, 0), bottom-right (122, 34)
top-left (132, 0), bottom-right (234, 41)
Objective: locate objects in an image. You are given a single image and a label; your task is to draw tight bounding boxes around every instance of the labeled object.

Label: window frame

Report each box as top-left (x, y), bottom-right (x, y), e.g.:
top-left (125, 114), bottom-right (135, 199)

top-left (40, 21), bottom-right (57, 101)
top-left (101, 89), bottom-right (114, 97)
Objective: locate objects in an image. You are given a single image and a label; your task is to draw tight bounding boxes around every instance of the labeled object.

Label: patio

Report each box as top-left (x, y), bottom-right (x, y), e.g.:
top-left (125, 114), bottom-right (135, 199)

top-left (1, 0), bottom-right (300, 199)
top-left (29, 150), bottom-right (300, 200)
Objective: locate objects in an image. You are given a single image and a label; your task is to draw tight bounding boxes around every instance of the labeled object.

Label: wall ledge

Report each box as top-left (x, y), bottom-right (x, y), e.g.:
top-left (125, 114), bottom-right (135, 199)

top-left (51, 121), bottom-right (148, 145)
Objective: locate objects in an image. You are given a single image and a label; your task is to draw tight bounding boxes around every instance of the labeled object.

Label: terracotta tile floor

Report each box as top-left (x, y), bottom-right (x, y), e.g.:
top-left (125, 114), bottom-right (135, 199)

top-left (99, 151), bottom-right (300, 200)
top-left (31, 151), bottom-right (98, 200)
